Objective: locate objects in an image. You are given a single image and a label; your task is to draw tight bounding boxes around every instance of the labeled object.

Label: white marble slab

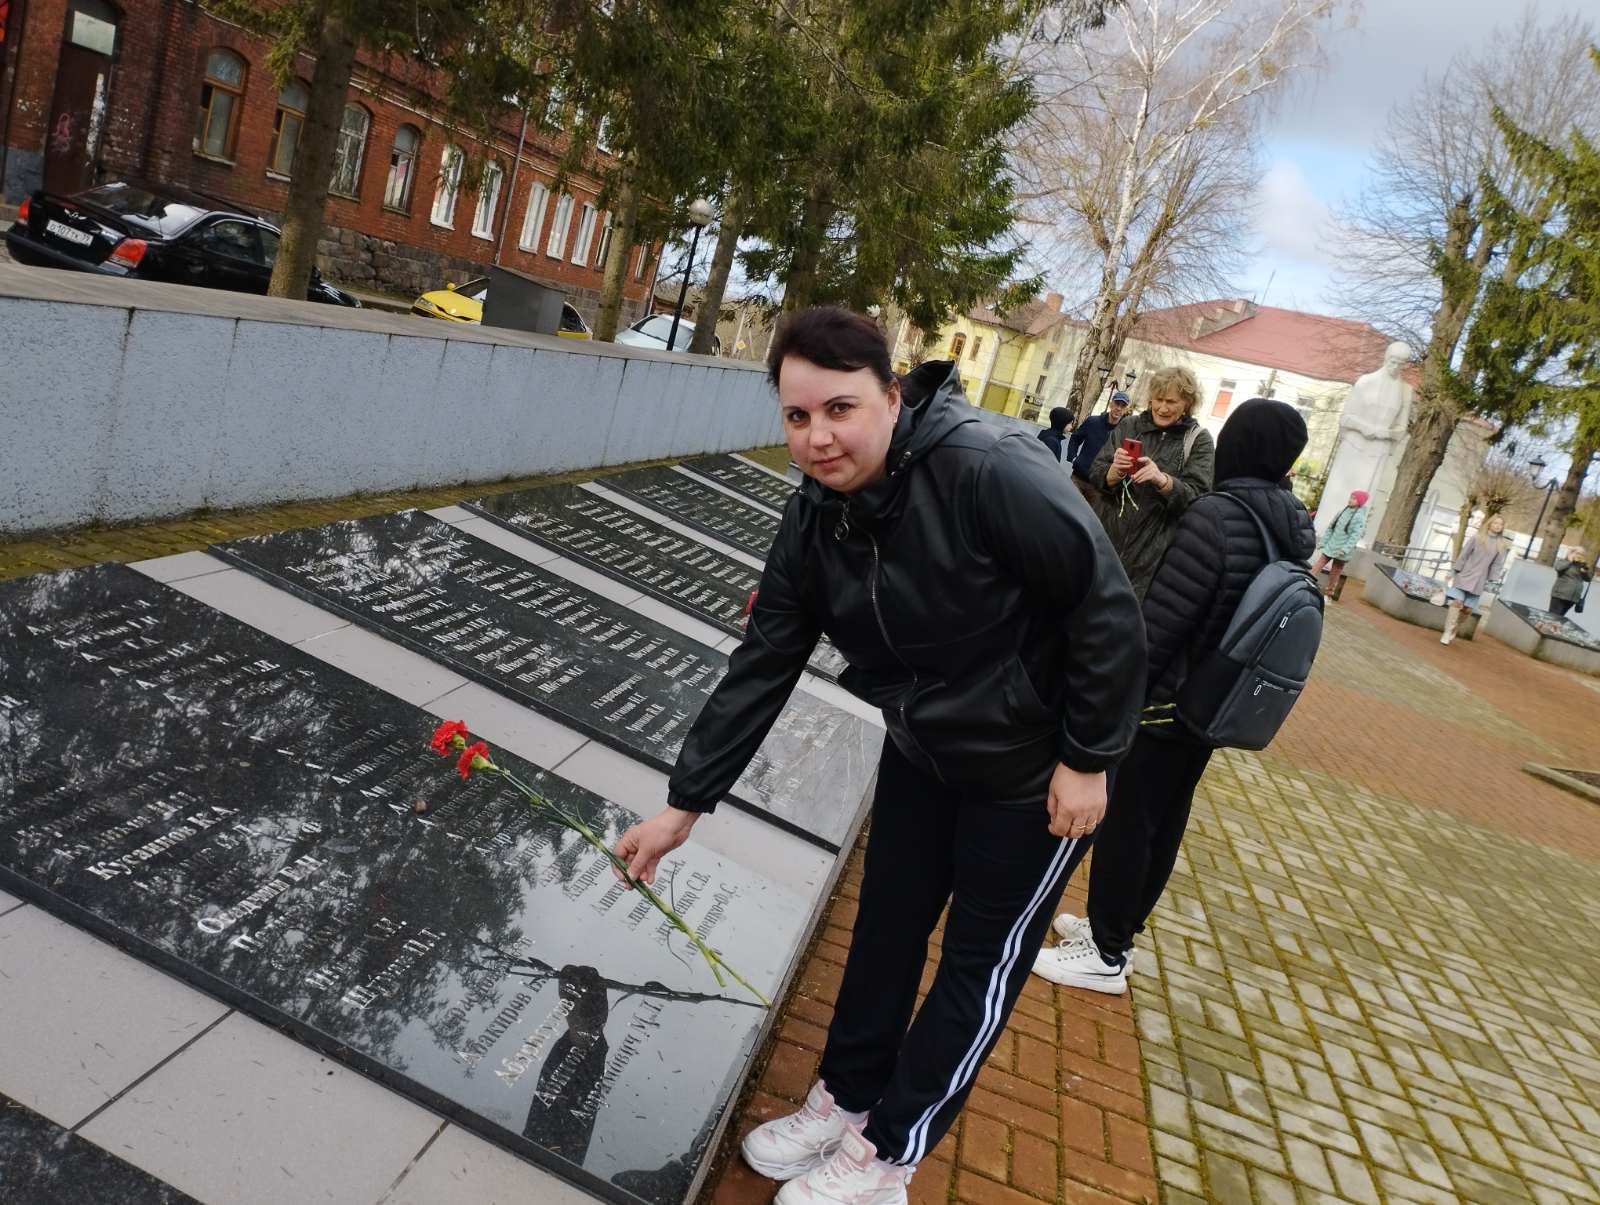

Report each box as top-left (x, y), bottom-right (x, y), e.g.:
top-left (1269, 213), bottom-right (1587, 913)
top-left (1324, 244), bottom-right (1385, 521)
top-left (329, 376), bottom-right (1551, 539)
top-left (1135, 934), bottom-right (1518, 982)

top-left (80, 1011), bottom-right (442, 1205)
top-left (162, 567), bottom-right (349, 645)
top-left (382, 1124), bottom-right (594, 1205)
top-left (421, 680), bottom-right (590, 770)
top-left (444, 513), bottom-right (564, 565)
top-left (297, 623), bottom-right (469, 706)
top-left (129, 550), bottom-right (232, 584)
top-left (0, 908), bottom-right (229, 1127)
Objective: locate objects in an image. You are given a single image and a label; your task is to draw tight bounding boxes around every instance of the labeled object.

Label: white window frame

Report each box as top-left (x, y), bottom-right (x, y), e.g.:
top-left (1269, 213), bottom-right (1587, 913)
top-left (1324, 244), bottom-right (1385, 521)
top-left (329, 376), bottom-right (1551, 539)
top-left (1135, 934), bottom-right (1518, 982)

top-left (471, 162), bottom-right (504, 240)
top-left (571, 202), bottom-right (598, 266)
top-left (596, 115), bottom-right (614, 154)
top-left (518, 180), bottom-right (550, 251)
top-left (593, 212), bottom-right (615, 272)
top-left (384, 124), bottom-right (421, 210)
top-left (431, 145), bottom-right (463, 228)
top-left (545, 193), bottom-right (574, 258)
top-left (634, 245), bottom-right (649, 281)
top-left (329, 104), bottom-right (371, 199)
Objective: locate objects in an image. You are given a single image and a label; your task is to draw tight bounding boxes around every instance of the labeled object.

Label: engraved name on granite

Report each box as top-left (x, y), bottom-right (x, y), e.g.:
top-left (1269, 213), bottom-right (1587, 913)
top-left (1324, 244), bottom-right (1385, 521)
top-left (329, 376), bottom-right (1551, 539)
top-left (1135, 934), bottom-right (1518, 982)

top-left (599, 468), bottom-right (781, 560)
top-left (680, 455), bottom-right (796, 512)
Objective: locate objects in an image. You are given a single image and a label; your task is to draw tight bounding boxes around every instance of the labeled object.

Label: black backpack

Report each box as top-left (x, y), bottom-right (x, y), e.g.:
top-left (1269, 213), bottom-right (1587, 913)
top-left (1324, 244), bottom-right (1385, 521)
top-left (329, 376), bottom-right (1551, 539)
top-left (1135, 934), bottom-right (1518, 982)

top-left (1173, 495), bottom-right (1324, 750)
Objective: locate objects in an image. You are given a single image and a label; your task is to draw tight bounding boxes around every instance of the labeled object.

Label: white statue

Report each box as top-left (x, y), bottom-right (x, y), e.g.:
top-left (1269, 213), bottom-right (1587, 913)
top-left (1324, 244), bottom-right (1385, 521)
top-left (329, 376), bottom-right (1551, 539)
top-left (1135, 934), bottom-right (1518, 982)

top-left (1318, 341), bottom-right (1414, 547)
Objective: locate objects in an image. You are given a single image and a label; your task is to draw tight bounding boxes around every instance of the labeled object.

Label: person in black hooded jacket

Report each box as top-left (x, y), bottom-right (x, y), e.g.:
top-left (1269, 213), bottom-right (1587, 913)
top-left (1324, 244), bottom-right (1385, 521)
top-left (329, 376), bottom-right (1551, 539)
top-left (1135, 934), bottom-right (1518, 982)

top-left (613, 307), bottom-right (1146, 1204)
top-left (1033, 398), bottom-right (1316, 997)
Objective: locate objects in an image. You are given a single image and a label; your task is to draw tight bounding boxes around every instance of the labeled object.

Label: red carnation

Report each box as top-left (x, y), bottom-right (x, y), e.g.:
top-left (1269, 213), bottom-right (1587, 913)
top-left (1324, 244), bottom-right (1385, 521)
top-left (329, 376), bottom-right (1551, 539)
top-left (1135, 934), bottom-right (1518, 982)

top-left (456, 740), bottom-right (492, 781)
top-left (430, 720), bottom-right (469, 756)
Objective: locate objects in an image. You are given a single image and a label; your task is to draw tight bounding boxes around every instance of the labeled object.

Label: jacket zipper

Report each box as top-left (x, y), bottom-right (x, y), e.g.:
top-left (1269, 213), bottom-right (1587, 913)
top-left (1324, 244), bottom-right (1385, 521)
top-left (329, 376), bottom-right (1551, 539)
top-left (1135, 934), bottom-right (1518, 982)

top-left (862, 523), bottom-right (946, 783)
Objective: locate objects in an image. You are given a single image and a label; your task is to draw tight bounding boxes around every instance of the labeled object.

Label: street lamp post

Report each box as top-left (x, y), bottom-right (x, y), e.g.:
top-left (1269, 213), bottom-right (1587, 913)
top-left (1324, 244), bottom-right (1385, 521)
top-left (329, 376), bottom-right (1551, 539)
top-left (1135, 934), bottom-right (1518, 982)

top-left (1526, 455), bottom-right (1558, 559)
top-left (667, 197), bottom-right (715, 353)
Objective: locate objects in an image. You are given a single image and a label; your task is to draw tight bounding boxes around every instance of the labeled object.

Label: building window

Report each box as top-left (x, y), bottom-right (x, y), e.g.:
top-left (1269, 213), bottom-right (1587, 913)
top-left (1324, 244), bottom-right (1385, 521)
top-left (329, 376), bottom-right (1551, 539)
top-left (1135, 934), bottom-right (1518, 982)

top-left (1043, 352), bottom-right (1054, 370)
top-left (518, 180), bottom-right (550, 251)
top-left (1294, 393), bottom-right (1316, 418)
top-left (571, 202), bottom-right (598, 265)
top-left (542, 84), bottom-right (565, 128)
top-left (634, 245), bottom-right (650, 281)
top-left (1036, 373), bottom-right (1048, 396)
top-left (545, 193), bottom-right (575, 258)
top-left (266, 80), bottom-right (308, 176)
top-left (330, 104), bottom-right (371, 198)
top-left (596, 116), bottom-right (614, 154)
top-left (594, 213), bottom-right (615, 272)
top-left (384, 124), bottom-right (420, 210)
top-left (471, 162), bottom-right (504, 239)
top-left (949, 333), bottom-right (966, 358)
top-left (431, 145), bottom-right (463, 228)
top-left (970, 336), bottom-right (983, 361)
top-left (1212, 379), bottom-right (1237, 419)
top-left (194, 50), bottom-right (246, 161)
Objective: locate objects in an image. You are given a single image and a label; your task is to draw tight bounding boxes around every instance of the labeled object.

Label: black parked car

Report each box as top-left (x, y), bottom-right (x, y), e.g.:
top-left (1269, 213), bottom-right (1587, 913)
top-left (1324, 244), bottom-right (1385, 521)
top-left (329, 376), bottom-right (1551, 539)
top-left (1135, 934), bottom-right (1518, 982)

top-left (4, 181), bottom-right (361, 307)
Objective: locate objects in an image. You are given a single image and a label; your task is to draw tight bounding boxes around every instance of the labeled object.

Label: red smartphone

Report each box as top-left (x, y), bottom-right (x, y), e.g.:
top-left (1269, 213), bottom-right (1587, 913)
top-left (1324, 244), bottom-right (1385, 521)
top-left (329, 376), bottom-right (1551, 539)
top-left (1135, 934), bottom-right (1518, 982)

top-left (1121, 438), bottom-right (1143, 462)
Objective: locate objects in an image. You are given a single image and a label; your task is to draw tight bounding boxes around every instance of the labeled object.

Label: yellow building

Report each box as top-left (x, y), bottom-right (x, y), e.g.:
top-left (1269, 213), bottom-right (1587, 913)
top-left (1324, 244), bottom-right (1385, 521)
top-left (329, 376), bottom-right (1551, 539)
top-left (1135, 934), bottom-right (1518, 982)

top-left (932, 294), bottom-right (1076, 422)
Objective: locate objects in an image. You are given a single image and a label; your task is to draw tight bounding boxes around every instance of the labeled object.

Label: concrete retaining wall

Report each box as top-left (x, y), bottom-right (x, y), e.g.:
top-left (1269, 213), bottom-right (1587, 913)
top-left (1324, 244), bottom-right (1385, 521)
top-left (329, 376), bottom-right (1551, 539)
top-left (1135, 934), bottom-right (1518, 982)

top-left (1362, 568), bottom-right (1479, 639)
top-left (0, 265), bottom-right (782, 536)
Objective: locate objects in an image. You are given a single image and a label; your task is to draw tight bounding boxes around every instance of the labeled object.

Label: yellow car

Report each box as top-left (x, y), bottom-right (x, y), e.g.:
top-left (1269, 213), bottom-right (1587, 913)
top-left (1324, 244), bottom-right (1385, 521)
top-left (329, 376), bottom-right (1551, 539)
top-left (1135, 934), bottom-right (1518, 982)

top-left (411, 276), bottom-right (592, 338)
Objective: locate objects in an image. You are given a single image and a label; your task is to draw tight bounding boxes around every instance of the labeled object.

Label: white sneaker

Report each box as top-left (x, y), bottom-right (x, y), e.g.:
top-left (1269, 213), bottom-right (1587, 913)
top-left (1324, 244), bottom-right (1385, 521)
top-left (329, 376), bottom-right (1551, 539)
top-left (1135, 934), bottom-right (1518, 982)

top-left (1032, 936), bottom-right (1129, 995)
top-left (1052, 912), bottom-right (1140, 971)
top-left (743, 1080), bottom-right (856, 1181)
top-left (776, 1124), bottom-right (911, 1205)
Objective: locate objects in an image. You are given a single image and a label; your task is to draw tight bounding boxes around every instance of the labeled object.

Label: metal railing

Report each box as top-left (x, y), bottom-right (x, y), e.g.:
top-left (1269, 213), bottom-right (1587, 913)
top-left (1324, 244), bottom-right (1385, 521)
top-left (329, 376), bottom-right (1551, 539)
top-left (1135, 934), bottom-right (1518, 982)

top-left (1371, 542), bottom-right (1452, 578)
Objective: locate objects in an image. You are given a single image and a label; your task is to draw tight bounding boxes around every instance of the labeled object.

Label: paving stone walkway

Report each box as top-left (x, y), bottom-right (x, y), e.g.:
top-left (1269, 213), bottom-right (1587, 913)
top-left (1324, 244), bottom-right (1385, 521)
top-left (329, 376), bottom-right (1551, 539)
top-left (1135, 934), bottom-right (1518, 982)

top-left (710, 595), bottom-right (1600, 1205)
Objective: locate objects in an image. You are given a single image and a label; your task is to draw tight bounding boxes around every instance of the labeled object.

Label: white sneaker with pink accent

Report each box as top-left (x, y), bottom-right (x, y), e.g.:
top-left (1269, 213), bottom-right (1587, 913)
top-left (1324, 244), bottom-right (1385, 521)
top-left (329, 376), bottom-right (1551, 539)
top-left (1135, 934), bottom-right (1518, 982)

top-left (742, 1080), bottom-right (857, 1181)
top-left (775, 1125), bottom-right (912, 1205)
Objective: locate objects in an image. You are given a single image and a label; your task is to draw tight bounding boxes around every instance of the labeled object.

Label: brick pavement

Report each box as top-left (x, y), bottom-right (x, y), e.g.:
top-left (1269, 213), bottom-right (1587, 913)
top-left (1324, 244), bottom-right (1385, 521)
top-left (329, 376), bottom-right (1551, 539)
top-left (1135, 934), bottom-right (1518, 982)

top-left (707, 597), bottom-right (1600, 1205)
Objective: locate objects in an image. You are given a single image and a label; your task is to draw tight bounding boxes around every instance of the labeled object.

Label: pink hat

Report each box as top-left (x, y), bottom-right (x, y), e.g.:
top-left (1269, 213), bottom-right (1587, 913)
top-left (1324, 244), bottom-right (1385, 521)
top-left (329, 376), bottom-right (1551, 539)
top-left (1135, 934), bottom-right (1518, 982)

top-left (1350, 490), bottom-right (1370, 506)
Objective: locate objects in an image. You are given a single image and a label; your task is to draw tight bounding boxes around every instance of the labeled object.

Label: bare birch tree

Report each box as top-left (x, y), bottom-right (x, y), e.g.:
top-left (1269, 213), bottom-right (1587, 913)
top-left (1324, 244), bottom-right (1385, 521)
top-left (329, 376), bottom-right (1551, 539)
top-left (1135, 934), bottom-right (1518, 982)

top-left (1014, 0), bottom-right (1352, 420)
top-left (1332, 10), bottom-right (1600, 546)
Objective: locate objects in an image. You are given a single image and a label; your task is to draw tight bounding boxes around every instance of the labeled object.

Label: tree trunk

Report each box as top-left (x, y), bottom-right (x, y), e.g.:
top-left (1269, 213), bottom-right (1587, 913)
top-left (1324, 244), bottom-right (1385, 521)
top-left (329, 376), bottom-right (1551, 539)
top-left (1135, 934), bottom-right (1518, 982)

top-left (1451, 493), bottom-right (1478, 560)
top-left (594, 169), bottom-right (640, 342)
top-left (1066, 294), bottom-right (1118, 422)
top-left (1376, 402), bottom-right (1458, 547)
top-left (266, 4), bottom-right (357, 300)
top-left (1536, 441), bottom-right (1594, 565)
top-left (690, 188), bottom-right (743, 354)
top-left (782, 178), bottom-right (832, 312)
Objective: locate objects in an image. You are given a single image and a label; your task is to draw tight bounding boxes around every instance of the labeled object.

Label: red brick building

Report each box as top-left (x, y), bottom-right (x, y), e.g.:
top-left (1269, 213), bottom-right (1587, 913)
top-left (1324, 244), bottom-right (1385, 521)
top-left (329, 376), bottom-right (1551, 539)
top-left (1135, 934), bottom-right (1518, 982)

top-left (0, 0), bottom-right (657, 317)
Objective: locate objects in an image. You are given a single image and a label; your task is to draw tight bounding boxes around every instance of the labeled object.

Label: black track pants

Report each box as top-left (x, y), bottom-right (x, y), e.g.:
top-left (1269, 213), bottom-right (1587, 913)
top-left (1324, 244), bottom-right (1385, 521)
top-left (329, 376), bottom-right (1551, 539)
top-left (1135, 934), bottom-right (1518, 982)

top-left (1086, 729), bottom-right (1212, 958)
top-left (817, 739), bottom-right (1088, 1166)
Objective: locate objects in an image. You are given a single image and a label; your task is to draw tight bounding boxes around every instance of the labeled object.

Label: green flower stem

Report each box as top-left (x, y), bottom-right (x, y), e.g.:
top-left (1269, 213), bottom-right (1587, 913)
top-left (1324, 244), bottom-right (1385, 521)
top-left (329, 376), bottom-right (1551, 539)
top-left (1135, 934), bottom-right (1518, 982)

top-left (491, 766), bottom-right (770, 1007)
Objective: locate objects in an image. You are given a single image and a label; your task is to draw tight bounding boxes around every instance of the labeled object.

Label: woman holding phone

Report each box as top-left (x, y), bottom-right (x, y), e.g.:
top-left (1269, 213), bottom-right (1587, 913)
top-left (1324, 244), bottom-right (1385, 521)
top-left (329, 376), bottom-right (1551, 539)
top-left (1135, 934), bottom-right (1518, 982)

top-left (1088, 366), bottom-right (1216, 599)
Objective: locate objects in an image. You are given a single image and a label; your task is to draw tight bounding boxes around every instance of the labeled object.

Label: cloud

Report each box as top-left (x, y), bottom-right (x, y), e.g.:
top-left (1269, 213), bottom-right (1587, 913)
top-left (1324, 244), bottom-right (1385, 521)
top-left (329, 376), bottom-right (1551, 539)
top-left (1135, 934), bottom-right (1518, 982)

top-left (1254, 159), bottom-right (1336, 266)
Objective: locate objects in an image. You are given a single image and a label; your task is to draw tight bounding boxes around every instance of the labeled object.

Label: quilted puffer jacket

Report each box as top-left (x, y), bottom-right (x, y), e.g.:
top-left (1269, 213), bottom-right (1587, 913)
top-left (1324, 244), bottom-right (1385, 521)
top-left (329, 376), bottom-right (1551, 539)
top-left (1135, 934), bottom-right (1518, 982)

top-left (1141, 478), bottom-right (1316, 739)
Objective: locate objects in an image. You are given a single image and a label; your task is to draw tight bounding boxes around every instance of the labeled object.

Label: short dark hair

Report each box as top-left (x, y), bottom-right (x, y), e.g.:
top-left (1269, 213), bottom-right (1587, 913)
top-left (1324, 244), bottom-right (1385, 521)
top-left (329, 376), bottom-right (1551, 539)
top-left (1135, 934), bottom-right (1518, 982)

top-left (766, 306), bottom-right (893, 390)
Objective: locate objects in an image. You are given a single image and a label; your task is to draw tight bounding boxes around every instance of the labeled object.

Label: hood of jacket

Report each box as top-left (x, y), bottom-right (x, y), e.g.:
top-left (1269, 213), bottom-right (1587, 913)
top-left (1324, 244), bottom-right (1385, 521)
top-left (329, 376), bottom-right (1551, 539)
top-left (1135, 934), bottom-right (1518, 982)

top-left (1216, 477), bottom-right (1317, 561)
top-left (1124, 408), bottom-right (1199, 444)
top-left (798, 359), bottom-right (979, 521)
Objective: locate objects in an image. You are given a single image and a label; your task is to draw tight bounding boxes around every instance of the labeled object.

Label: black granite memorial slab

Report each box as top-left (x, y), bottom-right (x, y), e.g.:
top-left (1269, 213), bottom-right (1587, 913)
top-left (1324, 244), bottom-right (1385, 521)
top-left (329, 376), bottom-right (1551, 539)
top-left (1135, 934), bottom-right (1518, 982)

top-left (464, 485), bottom-right (849, 682)
top-left (681, 455), bottom-right (796, 512)
top-left (0, 564), bottom-right (810, 1205)
top-left (600, 468), bottom-right (781, 559)
top-left (1500, 601), bottom-right (1600, 652)
top-left (1379, 563), bottom-right (1450, 604)
top-left (212, 511), bottom-right (875, 852)
top-left (0, 1093), bottom-right (201, 1205)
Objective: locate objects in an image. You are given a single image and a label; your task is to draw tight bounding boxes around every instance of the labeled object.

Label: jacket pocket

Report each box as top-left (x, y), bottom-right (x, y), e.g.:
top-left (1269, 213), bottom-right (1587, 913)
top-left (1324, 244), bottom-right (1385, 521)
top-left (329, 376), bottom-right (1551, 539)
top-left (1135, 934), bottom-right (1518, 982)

top-left (1002, 655), bottom-right (1053, 724)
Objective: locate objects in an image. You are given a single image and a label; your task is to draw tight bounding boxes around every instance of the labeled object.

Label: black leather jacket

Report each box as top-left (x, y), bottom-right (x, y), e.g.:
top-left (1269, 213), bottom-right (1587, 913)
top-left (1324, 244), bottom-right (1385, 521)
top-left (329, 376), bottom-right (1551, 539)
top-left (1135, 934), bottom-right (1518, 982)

top-left (667, 361), bottom-right (1147, 810)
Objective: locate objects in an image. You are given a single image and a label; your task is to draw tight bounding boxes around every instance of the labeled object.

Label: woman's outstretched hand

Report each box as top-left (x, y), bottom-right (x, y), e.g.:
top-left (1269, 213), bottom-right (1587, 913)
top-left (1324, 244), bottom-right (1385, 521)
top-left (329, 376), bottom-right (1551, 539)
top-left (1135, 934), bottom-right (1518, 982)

top-left (613, 806), bottom-right (702, 885)
top-left (1047, 764), bottom-right (1106, 839)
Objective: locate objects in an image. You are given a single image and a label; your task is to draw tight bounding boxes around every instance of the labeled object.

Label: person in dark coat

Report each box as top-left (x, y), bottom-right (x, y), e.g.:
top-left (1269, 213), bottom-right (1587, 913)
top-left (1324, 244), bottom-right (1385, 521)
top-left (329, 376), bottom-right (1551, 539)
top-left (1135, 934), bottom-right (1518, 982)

top-left (613, 306), bottom-right (1146, 1203)
top-left (1550, 550), bottom-right (1591, 617)
top-left (1066, 390), bottom-right (1132, 484)
top-left (1034, 397), bottom-right (1315, 996)
top-left (1088, 367), bottom-right (1217, 600)
top-left (1038, 407), bottom-right (1074, 461)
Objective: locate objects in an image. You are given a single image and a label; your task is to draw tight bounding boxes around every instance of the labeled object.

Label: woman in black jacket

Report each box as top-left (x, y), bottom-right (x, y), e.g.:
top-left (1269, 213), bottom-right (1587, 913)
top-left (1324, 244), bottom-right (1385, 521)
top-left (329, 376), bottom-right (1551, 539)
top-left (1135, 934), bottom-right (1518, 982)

top-left (613, 307), bottom-right (1146, 1203)
top-left (1034, 398), bottom-right (1315, 995)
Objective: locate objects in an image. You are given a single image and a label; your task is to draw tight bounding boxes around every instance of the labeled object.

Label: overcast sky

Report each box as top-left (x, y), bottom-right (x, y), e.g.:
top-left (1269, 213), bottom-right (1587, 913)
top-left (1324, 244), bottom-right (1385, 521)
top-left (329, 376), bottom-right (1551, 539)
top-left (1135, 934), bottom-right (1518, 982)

top-left (1241, 0), bottom-right (1596, 318)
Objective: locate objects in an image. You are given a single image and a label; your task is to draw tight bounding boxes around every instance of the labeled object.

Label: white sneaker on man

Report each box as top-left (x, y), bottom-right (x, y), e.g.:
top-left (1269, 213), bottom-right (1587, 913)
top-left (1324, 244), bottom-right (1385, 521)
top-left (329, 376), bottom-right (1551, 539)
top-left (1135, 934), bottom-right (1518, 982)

top-left (775, 1124), bottom-right (911, 1205)
top-left (742, 1080), bottom-right (858, 1180)
top-left (1052, 912), bottom-right (1140, 972)
top-left (1032, 936), bottom-right (1129, 995)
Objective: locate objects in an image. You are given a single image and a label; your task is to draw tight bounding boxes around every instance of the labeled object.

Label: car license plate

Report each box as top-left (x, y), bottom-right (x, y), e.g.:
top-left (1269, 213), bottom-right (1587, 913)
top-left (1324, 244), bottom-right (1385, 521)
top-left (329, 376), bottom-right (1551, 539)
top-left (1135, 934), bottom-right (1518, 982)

top-left (45, 219), bottom-right (94, 247)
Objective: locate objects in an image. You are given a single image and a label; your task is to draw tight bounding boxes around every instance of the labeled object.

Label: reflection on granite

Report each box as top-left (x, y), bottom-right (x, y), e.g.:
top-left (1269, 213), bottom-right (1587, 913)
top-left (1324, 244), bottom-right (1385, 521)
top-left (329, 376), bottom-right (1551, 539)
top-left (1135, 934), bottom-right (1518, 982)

top-left (0, 1093), bottom-right (201, 1205)
top-left (1500, 600), bottom-right (1600, 651)
top-left (212, 512), bottom-right (876, 851)
top-left (1379, 564), bottom-right (1449, 603)
top-left (600, 468), bottom-right (781, 559)
top-left (0, 565), bottom-right (810, 1205)
top-left (465, 485), bottom-right (848, 682)
top-left (681, 456), bottom-right (795, 512)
